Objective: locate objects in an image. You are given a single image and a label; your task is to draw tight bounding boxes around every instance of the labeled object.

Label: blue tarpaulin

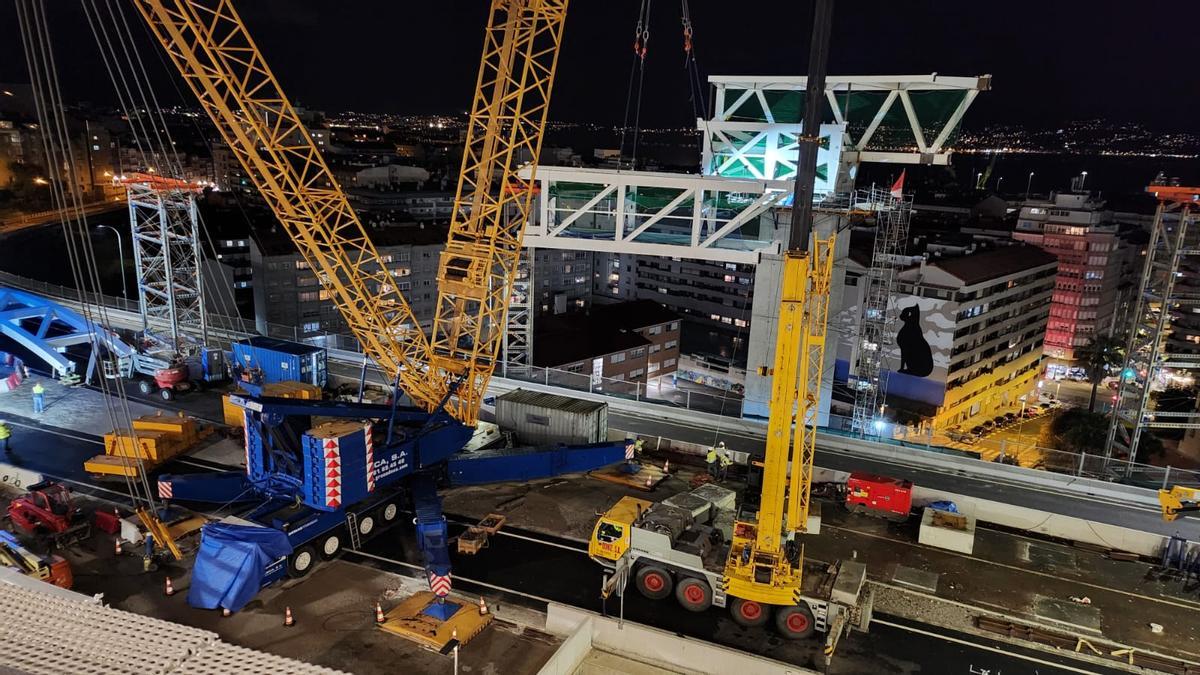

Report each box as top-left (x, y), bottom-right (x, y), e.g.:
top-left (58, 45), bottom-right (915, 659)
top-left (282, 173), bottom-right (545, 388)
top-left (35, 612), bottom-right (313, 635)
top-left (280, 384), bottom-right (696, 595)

top-left (928, 500), bottom-right (959, 514)
top-left (187, 522), bottom-right (293, 612)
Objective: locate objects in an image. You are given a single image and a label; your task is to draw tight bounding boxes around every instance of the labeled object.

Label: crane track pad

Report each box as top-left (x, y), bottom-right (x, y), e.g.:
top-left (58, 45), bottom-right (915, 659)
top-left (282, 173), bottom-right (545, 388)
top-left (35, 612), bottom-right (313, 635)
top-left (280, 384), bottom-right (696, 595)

top-left (378, 591), bottom-right (494, 650)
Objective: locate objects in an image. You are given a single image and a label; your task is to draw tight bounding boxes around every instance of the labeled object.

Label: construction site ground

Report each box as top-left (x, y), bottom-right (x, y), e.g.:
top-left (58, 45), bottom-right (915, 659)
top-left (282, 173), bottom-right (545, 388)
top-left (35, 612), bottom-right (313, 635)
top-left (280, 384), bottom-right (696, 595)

top-left (0, 486), bottom-right (561, 675)
top-left (441, 453), bottom-right (1200, 672)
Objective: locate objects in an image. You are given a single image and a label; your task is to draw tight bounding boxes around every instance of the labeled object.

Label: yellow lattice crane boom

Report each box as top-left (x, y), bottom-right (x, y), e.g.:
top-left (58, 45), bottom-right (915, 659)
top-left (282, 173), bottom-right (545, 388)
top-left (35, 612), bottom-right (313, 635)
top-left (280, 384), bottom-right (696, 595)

top-left (132, 1), bottom-right (566, 423)
top-left (431, 0), bottom-right (567, 423)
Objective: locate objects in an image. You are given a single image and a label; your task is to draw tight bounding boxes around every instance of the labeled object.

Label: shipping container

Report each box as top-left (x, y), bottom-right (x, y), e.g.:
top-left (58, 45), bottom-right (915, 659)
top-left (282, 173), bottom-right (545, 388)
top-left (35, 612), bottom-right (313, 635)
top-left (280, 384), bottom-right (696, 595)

top-left (495, 390), bottom-right (608, 445)
top-left (231, 337), bottom-right (327, 388)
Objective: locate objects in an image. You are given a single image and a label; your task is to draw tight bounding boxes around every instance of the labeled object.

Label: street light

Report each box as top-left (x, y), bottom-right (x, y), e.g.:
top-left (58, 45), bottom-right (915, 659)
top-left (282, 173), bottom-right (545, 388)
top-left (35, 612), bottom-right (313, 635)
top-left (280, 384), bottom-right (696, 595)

top-left (1080, 170), bottom-right (1088, 190)
top-left (1025, 171), bottom-right (1035, 200)
top-left (94, 224), bottom-right (127, 298)
top-left (996, 176), bottom-right (1004, 194)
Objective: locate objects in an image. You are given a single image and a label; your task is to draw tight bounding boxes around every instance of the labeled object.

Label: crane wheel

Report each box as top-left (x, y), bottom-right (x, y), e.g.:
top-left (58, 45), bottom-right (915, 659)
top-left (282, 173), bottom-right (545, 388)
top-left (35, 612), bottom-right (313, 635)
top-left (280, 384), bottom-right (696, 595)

top-left (774, 603), bottom-right (816, 639)
top-left (159, 388), bottom-right (174, 402)
top-left (287, 545), bottom-right (317, 579)
top-left (674, 576), bottom-right (712, 612)
top-left (634, 565), bottom-right (673, 600)
top-left (319, 531), bottom-right (343, 560)
top-left (730, 598), bottom-right (769, 627)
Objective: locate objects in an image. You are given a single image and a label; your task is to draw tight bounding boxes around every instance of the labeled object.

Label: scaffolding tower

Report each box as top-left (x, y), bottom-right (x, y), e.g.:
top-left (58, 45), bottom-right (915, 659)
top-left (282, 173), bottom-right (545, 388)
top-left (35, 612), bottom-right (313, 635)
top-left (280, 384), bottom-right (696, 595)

top-left (851, 186), bottom-right (912, 435)
top-left (123, 175), bottom-right (208, 353)
top-left (503, 245), bottom-right (535, 376)
top-left (1105, 181), bottom-right (1200, 469)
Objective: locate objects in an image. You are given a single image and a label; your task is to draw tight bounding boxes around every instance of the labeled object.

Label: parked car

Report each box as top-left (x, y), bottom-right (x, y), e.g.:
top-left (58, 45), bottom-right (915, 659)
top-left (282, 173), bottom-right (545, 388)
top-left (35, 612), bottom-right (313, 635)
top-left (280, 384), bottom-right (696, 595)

top-left (970, 425), bottom-right (987, 436)
top-left (992, 416), bottom-right (1008, 427)
top-left (1003, 412), bottom-right (1018, 423)
top-left (1022, 407), bottom-right (1040, 418)
top-left (981, 420), bottom-right (996, 430)
top-left (947, 430), bottom-right (978, 445)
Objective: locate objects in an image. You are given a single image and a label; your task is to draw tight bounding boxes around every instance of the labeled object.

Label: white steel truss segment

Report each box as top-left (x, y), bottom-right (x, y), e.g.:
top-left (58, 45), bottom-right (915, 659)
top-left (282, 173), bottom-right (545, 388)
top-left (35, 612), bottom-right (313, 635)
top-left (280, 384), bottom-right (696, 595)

top-left (127, 183), bottom-right (207, 351)
top-left (519, 166), bottom-right (791, 264)
top-left (703, 74), bottom-right (990, 168)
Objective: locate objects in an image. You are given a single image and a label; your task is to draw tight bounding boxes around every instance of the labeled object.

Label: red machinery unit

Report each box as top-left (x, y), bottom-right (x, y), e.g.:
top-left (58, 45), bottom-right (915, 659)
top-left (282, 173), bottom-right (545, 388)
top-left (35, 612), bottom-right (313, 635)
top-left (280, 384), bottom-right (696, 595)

top-left (7, 482), bottom-right (91, 547)
top-left (845, 473), bottom-right (913, 521)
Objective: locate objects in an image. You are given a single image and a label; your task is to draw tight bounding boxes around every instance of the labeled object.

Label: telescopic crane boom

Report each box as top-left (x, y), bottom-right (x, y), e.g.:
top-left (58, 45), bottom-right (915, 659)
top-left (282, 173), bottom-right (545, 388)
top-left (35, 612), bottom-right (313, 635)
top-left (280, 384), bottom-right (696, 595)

top-left (722, 0), bottom-right (837, 618)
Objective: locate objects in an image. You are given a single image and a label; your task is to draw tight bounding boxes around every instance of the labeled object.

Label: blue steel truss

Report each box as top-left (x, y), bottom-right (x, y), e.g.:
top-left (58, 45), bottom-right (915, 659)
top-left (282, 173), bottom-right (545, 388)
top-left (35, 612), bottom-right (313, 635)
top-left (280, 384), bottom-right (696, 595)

top-left (0, 287), bottom-right (132, 378)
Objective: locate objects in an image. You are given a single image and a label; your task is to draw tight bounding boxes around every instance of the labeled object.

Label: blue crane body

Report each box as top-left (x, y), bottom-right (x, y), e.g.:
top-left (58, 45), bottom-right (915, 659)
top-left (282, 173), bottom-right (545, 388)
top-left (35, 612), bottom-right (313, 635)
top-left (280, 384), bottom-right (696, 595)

top-left (161, 392), bottom-right (627, 611)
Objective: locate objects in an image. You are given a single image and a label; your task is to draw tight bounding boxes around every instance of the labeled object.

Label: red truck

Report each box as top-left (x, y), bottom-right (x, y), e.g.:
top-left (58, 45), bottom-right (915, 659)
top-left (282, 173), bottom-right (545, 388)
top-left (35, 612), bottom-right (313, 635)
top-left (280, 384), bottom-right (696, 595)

top-left (845, 473), bottom-right (913, 521)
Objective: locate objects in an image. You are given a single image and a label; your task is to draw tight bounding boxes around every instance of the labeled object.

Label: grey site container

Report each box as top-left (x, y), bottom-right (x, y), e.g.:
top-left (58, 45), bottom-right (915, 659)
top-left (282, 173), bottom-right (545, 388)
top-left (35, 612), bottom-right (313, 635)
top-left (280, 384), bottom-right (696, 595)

top-left (495, 389), bottom-right (608, 445)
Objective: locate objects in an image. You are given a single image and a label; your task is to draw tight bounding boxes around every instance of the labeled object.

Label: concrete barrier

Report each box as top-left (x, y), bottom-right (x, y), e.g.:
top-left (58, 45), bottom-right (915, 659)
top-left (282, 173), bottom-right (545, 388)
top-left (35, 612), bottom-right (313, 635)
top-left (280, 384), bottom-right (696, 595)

top-left (541, 603), bottom-right (816, 675)
top-left (0, 462), bottom-right (43, 491)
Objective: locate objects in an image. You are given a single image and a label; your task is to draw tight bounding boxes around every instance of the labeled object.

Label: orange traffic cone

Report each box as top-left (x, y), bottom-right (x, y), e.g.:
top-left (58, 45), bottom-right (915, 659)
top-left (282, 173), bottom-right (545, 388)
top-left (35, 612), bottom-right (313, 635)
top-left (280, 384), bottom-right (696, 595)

top-left (222, 607), bottom-right (231, 617)
top-left (284, 606), bottom-right (295, 627)
top-left (374, 602), bottom-right (385, 624)
top-left (113, 538), bottom-right (122, 556)
top-left (164, 577), bottom-right (175, 596)
top-left (478, 596), bottom-right (488, 615)
top-left (645, 475), bottom-right (653, 488)
top-left (663, 459), bottom-right (670, 473)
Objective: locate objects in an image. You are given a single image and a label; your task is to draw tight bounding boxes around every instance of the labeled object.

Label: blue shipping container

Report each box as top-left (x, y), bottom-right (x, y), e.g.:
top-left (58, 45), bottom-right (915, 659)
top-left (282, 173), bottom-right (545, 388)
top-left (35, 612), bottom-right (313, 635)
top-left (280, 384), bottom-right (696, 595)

top-left (232, 336), bottom-right (327, 387)
top-left (447, 441), bottom-right (628, 486)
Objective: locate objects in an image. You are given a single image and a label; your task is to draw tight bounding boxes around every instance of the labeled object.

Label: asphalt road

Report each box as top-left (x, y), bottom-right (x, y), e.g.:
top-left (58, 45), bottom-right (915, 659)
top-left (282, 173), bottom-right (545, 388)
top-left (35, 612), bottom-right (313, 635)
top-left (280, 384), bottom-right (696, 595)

top-left (350, 518), bottom-right (1127, 675)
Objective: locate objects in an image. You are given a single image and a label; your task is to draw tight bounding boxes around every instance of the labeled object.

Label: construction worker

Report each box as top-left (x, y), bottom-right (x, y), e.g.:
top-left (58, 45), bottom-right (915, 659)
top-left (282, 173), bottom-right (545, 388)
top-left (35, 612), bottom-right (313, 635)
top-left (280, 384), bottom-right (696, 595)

top-left (31, 381), bottom-right (45, 414)
top-left (719, 450), bottom-right (734, 481)
top-left (634, 437), bottom-right (645, 457)
top-left (706, 442), bottom-right (723, 478)
top-left (0, 420), bottom-right (10, 455)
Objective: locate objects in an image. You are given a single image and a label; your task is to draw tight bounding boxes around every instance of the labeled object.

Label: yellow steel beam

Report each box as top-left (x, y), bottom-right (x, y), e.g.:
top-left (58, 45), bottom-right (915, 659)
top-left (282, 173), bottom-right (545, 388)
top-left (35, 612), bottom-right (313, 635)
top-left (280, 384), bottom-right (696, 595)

top-left (133, 0), bottom-right (440, 412)
top-left (429, 0), bottom-right (568, 424)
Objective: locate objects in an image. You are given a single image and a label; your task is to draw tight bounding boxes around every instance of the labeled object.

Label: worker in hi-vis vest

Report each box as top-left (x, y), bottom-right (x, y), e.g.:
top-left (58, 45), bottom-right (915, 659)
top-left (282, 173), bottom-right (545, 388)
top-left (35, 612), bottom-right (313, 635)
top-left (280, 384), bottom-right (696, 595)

top-left (706, 441), bottom-right (725, 478)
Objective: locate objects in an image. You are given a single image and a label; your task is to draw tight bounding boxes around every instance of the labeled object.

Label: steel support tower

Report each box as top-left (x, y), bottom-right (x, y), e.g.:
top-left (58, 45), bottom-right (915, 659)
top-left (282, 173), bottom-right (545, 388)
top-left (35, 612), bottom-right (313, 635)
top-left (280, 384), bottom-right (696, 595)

top-left (1105, 182), bottom-right (1200, 468)
top-left (126, 180), bottom-right (208, 352)
top-left (503, 245), bottom-right (535, 376)
top-left (850, 186), bottom-right (911, 435)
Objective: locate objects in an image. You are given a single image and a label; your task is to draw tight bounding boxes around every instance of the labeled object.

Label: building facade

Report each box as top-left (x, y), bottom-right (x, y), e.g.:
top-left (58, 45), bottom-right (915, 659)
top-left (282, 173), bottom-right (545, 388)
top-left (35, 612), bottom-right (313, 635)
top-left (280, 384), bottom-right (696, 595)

top-left (249, 226), bottom-right (444, 338)
top-left (533, 300), bottom-right (680, 387)
top-left (1014, 193), bottom-right (1123, 371)
top-left (833, 245), bottom-right (1055, 430)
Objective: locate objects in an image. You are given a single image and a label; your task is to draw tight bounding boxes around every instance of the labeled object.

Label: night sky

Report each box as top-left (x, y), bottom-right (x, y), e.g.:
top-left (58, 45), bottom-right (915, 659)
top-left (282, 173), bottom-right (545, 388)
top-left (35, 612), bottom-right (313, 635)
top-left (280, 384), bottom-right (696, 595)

top-left (0, 1), bottom-right (1197, 132)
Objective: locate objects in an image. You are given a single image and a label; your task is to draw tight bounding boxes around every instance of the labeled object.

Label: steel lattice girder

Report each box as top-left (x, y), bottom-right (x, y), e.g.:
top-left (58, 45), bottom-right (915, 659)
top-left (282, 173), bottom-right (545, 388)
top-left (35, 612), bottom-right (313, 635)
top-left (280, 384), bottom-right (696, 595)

top-left (429, 0), bottom-right (568, 424)
top-left (519, 165), bottom-right (793, 264)
top-left (127, 183), bottom-right (206, 350)
top-left (133, 0), bottom-right (438, 411)
top-left (704, 74), bottom-right (990, 167)
top-left (0, 286), bottom-right (132, 376)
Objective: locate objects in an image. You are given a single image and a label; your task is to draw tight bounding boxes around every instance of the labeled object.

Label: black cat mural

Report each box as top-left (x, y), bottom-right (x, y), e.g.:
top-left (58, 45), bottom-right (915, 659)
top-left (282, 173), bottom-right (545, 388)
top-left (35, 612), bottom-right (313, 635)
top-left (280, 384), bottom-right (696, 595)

top-left (896, 305), bottom-right (933, 377)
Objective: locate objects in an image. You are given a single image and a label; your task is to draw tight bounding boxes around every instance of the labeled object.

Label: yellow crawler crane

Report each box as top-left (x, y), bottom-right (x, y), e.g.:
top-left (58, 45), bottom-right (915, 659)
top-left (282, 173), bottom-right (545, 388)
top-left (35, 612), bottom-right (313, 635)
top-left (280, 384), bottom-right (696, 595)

top-left (132, 0), bottom-right (565, 426)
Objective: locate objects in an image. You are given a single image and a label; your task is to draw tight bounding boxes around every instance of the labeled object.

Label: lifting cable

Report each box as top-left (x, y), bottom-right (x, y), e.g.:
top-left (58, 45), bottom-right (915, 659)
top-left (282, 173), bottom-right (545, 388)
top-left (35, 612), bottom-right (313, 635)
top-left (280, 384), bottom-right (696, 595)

top-left (82, 0), bottom-right (250, 341)
top-left (680, 0), bottom-right (709, 171)
top-left (15, 0), bottom-right (160, 516)
top-left (618, 0), bottom-right (652, 169)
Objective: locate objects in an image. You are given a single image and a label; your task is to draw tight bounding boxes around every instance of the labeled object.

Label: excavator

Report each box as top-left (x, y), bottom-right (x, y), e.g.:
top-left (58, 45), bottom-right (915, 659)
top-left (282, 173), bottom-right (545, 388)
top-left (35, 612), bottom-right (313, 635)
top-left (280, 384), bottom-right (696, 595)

top-left (130, 0), bottom-right (568, 624)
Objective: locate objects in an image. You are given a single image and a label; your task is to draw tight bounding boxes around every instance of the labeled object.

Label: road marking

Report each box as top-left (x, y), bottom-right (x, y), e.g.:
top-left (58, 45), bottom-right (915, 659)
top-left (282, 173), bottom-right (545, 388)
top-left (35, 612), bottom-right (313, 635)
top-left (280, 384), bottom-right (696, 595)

top-left (825, 522), bottom-right (1200, 613)
top-left (444, 515), bottom-right (588, 554)
top-left (4, 419), bottom-right (102, 445)
top-left (871, 617), bottom-right (1104, 675)
top-left (345, 548), bottom-right (558, 605)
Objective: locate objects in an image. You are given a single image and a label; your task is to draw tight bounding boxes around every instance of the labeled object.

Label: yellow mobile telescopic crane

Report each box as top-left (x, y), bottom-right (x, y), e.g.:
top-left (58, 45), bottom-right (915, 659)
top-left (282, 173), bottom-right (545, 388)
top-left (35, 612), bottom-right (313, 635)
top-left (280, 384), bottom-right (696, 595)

top-left (721, 0), bottom-right (837, 626)
top-left (132, 0), bottom-right (566, 426)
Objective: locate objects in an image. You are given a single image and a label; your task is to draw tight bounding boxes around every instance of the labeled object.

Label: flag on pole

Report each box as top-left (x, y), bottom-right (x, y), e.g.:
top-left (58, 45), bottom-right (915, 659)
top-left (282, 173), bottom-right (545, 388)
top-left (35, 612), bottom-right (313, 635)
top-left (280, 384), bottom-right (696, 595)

top-left (890, 170), bottom-right (906, 199)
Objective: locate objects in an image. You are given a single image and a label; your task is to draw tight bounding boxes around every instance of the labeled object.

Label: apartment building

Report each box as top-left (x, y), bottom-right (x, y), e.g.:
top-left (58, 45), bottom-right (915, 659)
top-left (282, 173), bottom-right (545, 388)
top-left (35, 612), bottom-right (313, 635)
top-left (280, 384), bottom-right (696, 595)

top-left (533, 300), bottom-right (681, 386)
top-left (249, 225), bottom-right (445, 337)
top-left (1014, 192), bottom-right (1123, 370)
top-left (836, 245), bottom-right (1056, 429)
top-left (533, 249), bottom-right (594, 316)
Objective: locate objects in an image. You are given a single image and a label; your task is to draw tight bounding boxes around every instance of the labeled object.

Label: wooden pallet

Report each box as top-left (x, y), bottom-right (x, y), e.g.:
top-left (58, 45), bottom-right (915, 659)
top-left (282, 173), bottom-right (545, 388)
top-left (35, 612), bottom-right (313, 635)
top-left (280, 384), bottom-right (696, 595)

top-left (588, 463), bottom-right (668, 491)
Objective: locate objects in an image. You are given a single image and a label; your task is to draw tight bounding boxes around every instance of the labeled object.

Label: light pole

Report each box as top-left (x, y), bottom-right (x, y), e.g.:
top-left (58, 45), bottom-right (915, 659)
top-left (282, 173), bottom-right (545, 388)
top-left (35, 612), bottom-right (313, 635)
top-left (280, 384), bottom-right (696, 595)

top-left (94, 224), bottom-right (127, 298)
top-left (1080, 170), bottom-right (1088, 190)
top-left (996, 176), bottom-right (1004, 194)
top-left (1025, 171), bottom-right (1035, 200)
